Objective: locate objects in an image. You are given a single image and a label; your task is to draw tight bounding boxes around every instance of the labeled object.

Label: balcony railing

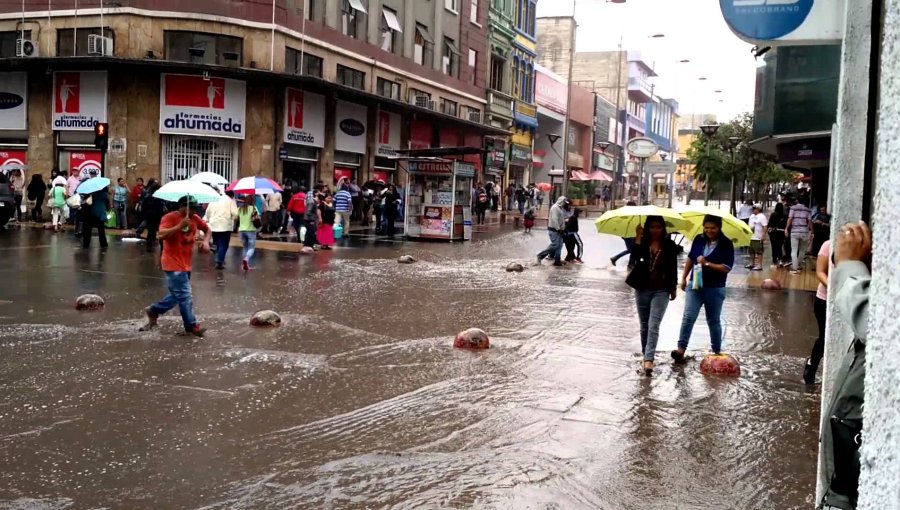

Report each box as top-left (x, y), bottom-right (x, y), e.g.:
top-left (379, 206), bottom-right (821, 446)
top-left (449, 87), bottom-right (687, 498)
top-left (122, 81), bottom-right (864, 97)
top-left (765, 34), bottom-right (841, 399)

top-left (487, 89), bottom-right (514, 116)
top-left (627, 76), bottom-right (653, 103)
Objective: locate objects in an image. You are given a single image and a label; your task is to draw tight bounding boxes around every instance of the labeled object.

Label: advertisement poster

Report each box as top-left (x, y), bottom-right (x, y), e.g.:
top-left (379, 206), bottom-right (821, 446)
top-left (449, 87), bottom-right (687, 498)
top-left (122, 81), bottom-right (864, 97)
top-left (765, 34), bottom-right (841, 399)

top-left (69, 151), bottom-right (103, 178)
top-left (159, 74), bottom-right (247, 140)
top-left (334, 167), bottom-right (354, 184)
top-left (0, 72), bottom-right (27, 130)
top-left (0, 150), bottom-right (26, 172)
top-left (420, 206), bottom-right (452, 237)
top-left (335, 100), bottom-right (367, 154)
top-left (53, 71), bottom-right (108, 131)
top-left (283, 88), bottom-right (325, 147)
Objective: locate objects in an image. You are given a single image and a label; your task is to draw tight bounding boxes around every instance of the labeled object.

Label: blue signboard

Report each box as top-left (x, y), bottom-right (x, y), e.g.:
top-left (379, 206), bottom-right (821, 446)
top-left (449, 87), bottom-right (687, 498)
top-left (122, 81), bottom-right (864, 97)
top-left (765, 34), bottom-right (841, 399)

top-left (719, 0), bottom-right (814, 40)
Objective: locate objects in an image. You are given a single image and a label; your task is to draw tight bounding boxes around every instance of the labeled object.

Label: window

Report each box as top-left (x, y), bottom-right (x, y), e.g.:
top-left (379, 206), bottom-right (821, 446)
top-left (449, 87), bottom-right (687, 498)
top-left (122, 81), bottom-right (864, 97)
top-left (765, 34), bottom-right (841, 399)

top-left (490, 55), bottom-right (505, 92)
top-left (465, 107), bottom-right (482, 123)
top-left (377, 78), bottom-right (401, 100)
top-left (445, 0), bottom-right (459, 12)
top-left (414, 24), bottom-right (434, 66)
top-left (0, 31), bottom-right (30, 58)
top-left (441, 98), bottom-right (458, 116)
top-left (442, 37), bottom-right (460, 77)
top-left (409, 88), bottom-right (431, 104)
top-left (305, 0), bottom-right (324, 23)
top-left (161, 136), bottom-right (237, 184)
top-left (57, 28), bottom-right (115, 57)
top-left (468, 49), bottom-right (478, 85)
top-left (380, 7), bottom-right (402, 54)
top-left (164, 31), bottom-right (241, 65)
top-left (285, 47), bottom-right (323, 78)
top-left (337, 64), bottom-right (366, 90)
top-left (470, 0), bottom-right (479, 24)
top-left (342, 0), bottom-right (368, 39)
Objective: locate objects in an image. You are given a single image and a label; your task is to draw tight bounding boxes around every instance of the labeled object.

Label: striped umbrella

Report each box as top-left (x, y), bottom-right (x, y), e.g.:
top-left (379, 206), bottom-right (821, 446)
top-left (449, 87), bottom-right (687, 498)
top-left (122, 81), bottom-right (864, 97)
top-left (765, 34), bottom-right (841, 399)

top-left (226, 176), bottom-right (283, 195)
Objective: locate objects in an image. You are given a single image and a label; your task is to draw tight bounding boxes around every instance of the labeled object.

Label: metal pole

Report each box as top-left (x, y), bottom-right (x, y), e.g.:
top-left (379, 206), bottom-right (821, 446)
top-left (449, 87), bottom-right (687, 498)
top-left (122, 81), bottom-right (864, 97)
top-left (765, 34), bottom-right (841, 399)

top-left (610, 38), bottom-right (623, 207)
top-left (703, 137), bottom-right (711, 205)
top-left (560, 0), bottom-right (577, 198)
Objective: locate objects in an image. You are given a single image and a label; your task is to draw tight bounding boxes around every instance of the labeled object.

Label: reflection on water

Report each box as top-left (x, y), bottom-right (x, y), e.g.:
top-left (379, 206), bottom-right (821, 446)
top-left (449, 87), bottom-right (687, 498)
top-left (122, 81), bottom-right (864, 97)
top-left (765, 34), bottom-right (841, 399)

top-left (0, 229), bottom-right (820, 509)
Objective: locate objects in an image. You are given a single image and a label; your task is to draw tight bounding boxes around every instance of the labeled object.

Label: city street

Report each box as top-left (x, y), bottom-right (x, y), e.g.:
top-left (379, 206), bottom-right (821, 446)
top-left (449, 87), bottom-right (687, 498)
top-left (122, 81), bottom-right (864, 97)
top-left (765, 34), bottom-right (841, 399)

top-left (0, 226), bottom-right (822, 509)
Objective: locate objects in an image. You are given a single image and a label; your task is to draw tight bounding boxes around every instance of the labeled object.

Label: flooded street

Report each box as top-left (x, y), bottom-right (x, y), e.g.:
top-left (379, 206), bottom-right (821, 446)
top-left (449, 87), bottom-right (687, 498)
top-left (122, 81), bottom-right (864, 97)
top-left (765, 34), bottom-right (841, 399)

top-left (0, 226), bottom-right (821, 509)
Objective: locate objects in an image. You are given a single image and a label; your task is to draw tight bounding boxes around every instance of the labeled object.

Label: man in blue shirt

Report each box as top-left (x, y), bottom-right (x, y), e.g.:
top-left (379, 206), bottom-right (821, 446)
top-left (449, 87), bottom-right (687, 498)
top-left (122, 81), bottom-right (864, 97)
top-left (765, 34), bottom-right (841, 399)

top-left (333, 184), bottom-right (353, 234)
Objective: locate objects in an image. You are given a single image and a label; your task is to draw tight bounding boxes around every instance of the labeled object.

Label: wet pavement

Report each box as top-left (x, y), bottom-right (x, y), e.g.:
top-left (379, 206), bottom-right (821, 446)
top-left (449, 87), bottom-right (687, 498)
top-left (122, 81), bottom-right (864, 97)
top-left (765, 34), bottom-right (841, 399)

top-left (0, 225), bottom-right (822, 509)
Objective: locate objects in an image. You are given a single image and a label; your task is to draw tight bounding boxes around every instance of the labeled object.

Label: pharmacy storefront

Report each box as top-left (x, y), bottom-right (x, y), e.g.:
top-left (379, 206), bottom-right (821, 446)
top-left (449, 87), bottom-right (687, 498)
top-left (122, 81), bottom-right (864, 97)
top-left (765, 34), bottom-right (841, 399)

top-left (282, 87), bottom-right (325, 188)
top-left (159, 73), bottom-right (246, 183)
top-left (53, 71), bottom-right (108, 177)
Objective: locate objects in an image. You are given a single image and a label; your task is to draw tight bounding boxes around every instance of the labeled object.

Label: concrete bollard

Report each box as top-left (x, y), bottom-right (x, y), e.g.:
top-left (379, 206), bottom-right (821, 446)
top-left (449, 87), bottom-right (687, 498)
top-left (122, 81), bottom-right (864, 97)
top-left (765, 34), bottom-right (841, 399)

top-left (250, 310), bottom-right (282, 327)
top-left (454, 328), bottom-right (490, 350)
top-left (506, 262), bottom-right (525, 273)
top-left (699, 353), bottom-right (741, 376)
top-left (761, 278), bottom-right (783, 290)
top-left (75, 294), bottom-right (105, 311)
top-left (398, 255), bottom-right (417, 264)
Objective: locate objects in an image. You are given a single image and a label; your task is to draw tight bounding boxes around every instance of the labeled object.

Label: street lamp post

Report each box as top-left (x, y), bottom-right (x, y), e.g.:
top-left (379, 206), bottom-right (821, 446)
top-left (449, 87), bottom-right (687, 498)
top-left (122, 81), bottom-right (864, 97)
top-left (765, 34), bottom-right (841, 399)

top-left (699, 123), bottom-right (720, 205)
top-left (724, 136), bottom-right (741, 214)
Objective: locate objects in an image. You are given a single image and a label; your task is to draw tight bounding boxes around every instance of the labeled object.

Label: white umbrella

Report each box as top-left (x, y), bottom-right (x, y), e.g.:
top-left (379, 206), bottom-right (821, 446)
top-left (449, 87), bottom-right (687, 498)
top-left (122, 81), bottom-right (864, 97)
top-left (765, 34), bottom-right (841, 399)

top-left (189, 172), bottom-right (229, 187)
top-left (153, 180), bottom-right (222, 204)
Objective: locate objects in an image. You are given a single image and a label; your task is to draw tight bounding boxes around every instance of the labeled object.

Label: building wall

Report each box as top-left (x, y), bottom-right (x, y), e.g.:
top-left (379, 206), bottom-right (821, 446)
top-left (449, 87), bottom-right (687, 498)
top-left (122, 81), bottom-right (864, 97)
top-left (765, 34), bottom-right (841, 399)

top-left (535, 17), bottom-right (575, 78)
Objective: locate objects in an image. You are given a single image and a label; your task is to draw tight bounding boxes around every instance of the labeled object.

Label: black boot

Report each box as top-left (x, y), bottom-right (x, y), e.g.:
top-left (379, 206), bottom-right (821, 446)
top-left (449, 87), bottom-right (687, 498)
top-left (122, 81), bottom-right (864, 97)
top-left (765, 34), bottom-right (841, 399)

top-left (803, 357), bottom-right (818, 384)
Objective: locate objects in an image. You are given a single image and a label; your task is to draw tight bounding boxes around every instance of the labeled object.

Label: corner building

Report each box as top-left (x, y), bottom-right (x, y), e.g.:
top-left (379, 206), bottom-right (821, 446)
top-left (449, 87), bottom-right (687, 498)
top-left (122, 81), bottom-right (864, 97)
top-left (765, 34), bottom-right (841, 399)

top-left (0, 0), bottom-right (504, 187)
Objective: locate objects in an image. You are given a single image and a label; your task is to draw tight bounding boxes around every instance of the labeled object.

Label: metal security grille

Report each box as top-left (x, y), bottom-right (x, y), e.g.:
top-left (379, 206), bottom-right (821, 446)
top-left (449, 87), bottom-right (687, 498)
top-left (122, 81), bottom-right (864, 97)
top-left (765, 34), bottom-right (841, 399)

top-left (161, 135), bottom-right (237, 183)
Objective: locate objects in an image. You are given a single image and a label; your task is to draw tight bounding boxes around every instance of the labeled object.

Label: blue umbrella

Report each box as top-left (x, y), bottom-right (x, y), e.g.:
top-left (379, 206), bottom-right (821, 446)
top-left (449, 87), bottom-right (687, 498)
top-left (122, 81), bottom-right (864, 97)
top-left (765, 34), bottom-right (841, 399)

top-left (76, 177), bottom-right (111, 195)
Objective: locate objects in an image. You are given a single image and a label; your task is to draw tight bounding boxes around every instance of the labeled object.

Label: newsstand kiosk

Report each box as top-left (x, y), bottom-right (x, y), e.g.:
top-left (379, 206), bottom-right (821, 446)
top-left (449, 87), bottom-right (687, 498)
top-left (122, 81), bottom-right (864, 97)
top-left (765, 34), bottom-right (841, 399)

top-left (402, 158), bottom-right (474, 241)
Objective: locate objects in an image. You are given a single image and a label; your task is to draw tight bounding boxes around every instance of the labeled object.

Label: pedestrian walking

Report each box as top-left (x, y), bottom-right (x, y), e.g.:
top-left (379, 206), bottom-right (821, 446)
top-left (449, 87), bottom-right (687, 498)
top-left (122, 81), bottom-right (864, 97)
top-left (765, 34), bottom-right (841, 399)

top-left (140, 196), bottom-right (210, 337)
top-left (349, 179), bottom-right (362, 221)
top-left (26, 174), bottom-right (46, 223)
top-left (113, 178), bottom-right (129, 229)
top-left (303, 187), bottom-right (319, 248)
top-left (563, 208), bottom-right (584, 263)
top-left (747, 205), bottom-right (768, 271)
top-left (334, 184), bottom-right (352, 234)
top-left (130, 177), bottom-right (145, 229)
top-left (66, 172), bottom-right (80, 225)
top-left (672, 215), bottom-right (735, 361)
top-left (264, 190), bottom-right (283, 234)
top-left (811, 204), bottom-right (831, 255)
top-left (516, 187), bottom-right (527, 215)
top-left (49, 181), bottom-right (67, 230)
top-left (737, 199), bottom-right (754, 224)
top-left (475, 193), bottom-right (489, 225)
top-left (523, 206), bottom-right (535, 233)
top-left (625, 216), bottom-right (679, 375)
top-left (237, 194), bottom-right (261, 271)
top-left (490, 180), bottom-right (500, 211)
top-left (383, 185), bottom-right (401, 237)
top-left (286, 186), bottom-right (307, 242)
top-left (803, 239), bottom-right (831, 384)
top-left (786, 198), bottom-right (813, 274)
top-left (280, 182), bottom-right (294, 234)
top-left (10, 170), bottom-right (24, 222)
top-left (536, 196), bottom-right (570, 267)
top-left (317, 194), bottom-right (336, 250)
top-left (203, 190), bottom-right (238, 269)
top-left (609, 200), bottom-right (639, 267)
top-left (82, 185), bottom-right (110, 249)
top-left (505, 183), bottom-right (515, 211)
top-left (767, 202), bottom-right (788, 267)
top-left (141, 179), bottom-right (166, 252)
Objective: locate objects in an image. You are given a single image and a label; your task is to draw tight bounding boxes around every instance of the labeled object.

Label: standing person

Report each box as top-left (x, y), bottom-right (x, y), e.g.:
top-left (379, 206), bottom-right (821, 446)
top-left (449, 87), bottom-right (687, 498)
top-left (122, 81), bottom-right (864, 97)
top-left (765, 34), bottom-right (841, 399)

top-left (803, 238), bottom-right (831, 384)
top-left (141, 179), bottom-right (166, 253)
top-left (602, 186), bottom-right (611, 210)
top-left (490, 181), bottom-right (500, 211)
top-left (317, 194), bottom-right (337, 250)
top-left (27, 174), bottom-right (46, 223)
top-left (349, 179), bottom-right (362, 221)
top-left (66, 171), bottom-right (81, 225)
top-left (767, 202), bottom-right (788, 267)
top-left (737, 199), bottom-right (754, 224)
top-left (786, 198), bottom-right (813, 274)
top-left (626, 216), bottom-right (679, 375)
top-left (672, 215), bottom-right (735, 361)
top-left (523, 206), bottom-right (535, 233)
top-left (594, 185), bottom-right (604, 207)
top-left (382, 185), bottom-right (401, 237)
top-left (563, 208), bottom-right (584, 263)
top-left (303, 187), bottom-right (319, 248)
top-left (333, 184), bottom-right (352, 234)
top-left (264, 191), bottom-right (282, 235)
top-left (475, 193), bottom-right (489, 225)
top-left (139, 196), bottom-right (210, 337)
top-left (113, 178), bottom-right (129, 229)
top-left (82, 185), bottom-right (110, 249)
top-left (747, 205), bottom-right (768, 271)
top-left (516, 186), bottom-right (527, 214)
top-left (781, 195), bottom-right (794, 267)
top-left (536, 196), bottom-right (570, 267)
top-left (811, 204), bottom-right (831, 255)
top-left (237, 194), bottom-right (260, 271)
top-left (280, 182), bottom-right (294, 234)
top-left (505, 183), bottom-right (515, 211)
top-left (203, 190), bottom-right (238, 269)
top-left (536, 187), bottom-right (545, 211)
top-left (286, 186), bottom-right (307, 243)
top-left (130, 177), bottom-right (145, 229)
top-left (610, 200), bottom-right (639, 267)
top-left (10, 170), bottom-right (24, 222)
top-left (51, 169), bottom-right (66, 188)
top-left (48, 181), bottom-right (67, 230)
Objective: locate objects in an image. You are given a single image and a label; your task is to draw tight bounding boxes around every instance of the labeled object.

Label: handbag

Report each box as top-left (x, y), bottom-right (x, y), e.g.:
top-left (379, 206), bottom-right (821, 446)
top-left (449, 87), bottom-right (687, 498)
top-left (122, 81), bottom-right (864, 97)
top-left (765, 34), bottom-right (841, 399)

top-left (251, 211), bottom-right (262, 229)
top-left (66, 194), bottom-right (82, 209)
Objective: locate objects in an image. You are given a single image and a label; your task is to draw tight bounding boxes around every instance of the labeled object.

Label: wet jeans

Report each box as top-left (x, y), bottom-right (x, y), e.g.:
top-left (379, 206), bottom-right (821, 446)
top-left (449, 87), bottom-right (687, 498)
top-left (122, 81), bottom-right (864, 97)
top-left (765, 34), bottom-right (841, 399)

top-left (240, 231), bottom-right (257, 262)
top-left (537, 230), bottom-right (563, 263)
top-left (212, 231), bottom-right (231, 265)
top-left (149, 271), bottom-right (196, 331)
top-left (114, 200), bottom-right (127, 229)
top-left (678, 286), bottom-right (726, 354)
top-left (635, 290), bottom-right (670, 361)
top-left (790, 233), bottom-right (807, 271)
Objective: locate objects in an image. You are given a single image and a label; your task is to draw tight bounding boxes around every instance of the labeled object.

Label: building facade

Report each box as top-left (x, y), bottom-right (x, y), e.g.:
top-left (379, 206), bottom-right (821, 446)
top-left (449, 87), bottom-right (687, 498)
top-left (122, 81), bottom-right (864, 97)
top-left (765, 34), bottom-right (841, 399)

top-left (508, 0), bottom-right (538, 187)
top-left (675, 113), bottom-right (716, 192)
top-left (532, 64), bottom-right (566, 189)
top-left (0, 0), bottom-right (503, 188)
top-left (484, 0), bottom-right (517, 183)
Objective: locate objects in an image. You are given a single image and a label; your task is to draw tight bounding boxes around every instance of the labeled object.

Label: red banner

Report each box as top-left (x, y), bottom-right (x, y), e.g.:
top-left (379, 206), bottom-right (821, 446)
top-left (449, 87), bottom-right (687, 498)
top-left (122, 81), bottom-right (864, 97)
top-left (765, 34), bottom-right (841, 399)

top-left (69, 151), bottom-right (103, 178)
top-left (334, 167), bottom-right (354, 184)
top-left (410, 120), bottom-right (432, 150)
top-left (0, 150), bottom-right (26, 173)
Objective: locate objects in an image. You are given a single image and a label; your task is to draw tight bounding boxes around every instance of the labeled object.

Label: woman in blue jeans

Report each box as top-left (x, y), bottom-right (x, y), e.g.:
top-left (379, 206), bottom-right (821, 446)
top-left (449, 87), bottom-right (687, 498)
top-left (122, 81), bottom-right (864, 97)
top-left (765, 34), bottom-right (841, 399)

top-left (672, 215), bottom-right (735, 362)
top-left (237, 195), bottom-right (260, 272)
top-left (626, 216), bottom-right (679, 375)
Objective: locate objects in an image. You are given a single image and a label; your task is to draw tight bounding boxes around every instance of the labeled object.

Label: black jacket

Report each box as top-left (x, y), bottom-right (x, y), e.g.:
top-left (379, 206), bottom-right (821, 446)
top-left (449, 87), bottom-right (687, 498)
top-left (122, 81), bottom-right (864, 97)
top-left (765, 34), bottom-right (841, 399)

top-left (626, 238), bottom-right (678, 293)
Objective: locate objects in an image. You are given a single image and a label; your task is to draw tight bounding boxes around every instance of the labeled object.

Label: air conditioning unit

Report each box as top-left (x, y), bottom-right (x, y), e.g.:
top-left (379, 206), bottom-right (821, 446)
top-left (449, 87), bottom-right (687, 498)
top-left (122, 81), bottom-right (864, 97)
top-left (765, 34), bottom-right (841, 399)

top-left (87, 35), bottom-right (114, 56)
top-left (15, 39), bottom-right (38, 57)
top-left (468, 110), bottom-right (481, 123)
top-left (414, 95), bottom-right (429, 108)
top-left (427, 100), bottom-right (437, 111)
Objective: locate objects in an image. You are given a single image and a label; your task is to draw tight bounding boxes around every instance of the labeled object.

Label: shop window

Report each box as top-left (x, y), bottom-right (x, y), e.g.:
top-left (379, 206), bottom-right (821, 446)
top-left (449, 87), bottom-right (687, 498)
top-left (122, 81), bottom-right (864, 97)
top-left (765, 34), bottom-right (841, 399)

top-left (377, 78), bottom-right (401, 100)
top-left (442, 37), bottom-right (460, 77)
top-left (342, 0), bottom-right (368, 40)
top-left (337, 64), bottom-right (366, 90)
top-left (468, 49), bottom-right (478, 85)
top-left (0, 31), bottom-right (30, 58)
top-left (161, 136), bottom-right (237, 184)
top-left (164, 31), bottom-right (242, 66)
top-left (465, 107), bottom-right (481, 123)
top-left (57, 28), bottom-right (115, 57)
top-left (470, 0), bottom-right (479, 24)
top-left (441, 99), bottom-right (458, 117)
top-left (286, 47), bottom-right (323, 78)
top-left (380, 7), bottom-right (402, 54)
top-left (414, 24), bottom-right (434, 66)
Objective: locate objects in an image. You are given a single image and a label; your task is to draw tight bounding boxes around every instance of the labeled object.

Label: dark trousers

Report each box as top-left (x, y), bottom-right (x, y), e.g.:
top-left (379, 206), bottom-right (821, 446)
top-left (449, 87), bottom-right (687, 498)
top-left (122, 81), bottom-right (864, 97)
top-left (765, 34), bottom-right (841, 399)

top-left (783, 234), bottom-right (793, 263)
top-left (31, 202), bottom-right (43, 222)
top-left (212, 231), bottom-right (231, 265)
top-left (291, 214), bottom-right (304, 242)
top-left (809, 297), bottom-right (827, 367)
top-left (145, 221), bottom-right (159, 252)
top-left (385, 213), bottom-right (397, 236)
top-left (82, 216), bottom-right (108, 248)
top-left (476, 209), bottom-right (486, 225)
top-left (13, 194), bottom-right (22, 221)
top-left (564, 233), bottom-right (583, 261)
top-left (374, 207), bottom-right (384, 233)
top-left (770, 231), bottom-right (786, 264)
top-left (304, 219), bottom-right (317, 247)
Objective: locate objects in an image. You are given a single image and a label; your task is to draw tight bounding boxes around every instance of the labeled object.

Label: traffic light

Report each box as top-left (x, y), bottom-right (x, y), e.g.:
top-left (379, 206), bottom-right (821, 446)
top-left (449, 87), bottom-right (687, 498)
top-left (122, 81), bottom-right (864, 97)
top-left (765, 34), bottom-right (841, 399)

top-left (94, 123), bottom-right (109, 151)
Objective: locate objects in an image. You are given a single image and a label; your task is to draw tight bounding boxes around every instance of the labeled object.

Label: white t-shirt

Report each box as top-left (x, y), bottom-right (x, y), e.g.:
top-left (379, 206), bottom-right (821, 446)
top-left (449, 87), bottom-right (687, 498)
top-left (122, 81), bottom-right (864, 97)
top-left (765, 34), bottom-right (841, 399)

top-left (749, 213), bottom-right (768, 240)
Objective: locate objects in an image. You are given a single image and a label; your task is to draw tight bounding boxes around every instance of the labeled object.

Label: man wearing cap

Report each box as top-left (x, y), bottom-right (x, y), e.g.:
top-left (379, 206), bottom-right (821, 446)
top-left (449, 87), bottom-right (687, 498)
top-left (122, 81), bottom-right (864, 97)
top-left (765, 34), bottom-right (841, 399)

top-left (140, 196), bottom-right (210, 337)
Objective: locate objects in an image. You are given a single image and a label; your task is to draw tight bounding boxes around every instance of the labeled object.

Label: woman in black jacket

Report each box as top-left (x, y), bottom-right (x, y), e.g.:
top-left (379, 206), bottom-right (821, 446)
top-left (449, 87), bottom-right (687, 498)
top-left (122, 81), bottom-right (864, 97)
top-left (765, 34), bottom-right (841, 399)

top-left (563, 208), bottom-right (583, 263)
top-left (768, 202), bottom-right (788, 266)
top-left (626, 215), bottom-right (679, 375)
top-left (26, 174), bottom-right (46, 222)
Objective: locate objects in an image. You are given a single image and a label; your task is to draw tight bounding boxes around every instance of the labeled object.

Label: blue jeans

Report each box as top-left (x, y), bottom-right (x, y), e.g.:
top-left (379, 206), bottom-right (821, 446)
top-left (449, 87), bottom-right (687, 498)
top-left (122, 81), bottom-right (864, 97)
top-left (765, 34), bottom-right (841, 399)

top-left (678, 287), bottom-right (727, 354)
top-left (635, 290), bottom-right (671, 361)
top-left (612, 238), bottom-right (635, 263)
top-left (537, 230), bottom-right (564, 263)
top-left (114, 200), bottom-right (127, 229)
top-left (240, 231), bottom-right (257, 262)
top-left (212, 231), bottom-right (231, 265)
top-left (149, 271), bottom-right (196, 331)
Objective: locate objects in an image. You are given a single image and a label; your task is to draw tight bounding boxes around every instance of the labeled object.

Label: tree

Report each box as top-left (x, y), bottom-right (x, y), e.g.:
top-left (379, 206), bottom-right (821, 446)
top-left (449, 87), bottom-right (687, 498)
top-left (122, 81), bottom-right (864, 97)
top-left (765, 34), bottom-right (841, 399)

top-left (686, 136), bottom-right (726, 206)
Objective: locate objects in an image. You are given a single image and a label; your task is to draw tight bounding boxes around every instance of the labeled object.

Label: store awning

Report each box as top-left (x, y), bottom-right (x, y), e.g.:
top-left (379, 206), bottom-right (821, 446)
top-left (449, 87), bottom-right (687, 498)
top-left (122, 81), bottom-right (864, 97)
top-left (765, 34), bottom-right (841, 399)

top-left (347, 0), bottom-right (368, 14)
top-left (383, 8), bottom-right (403, 32)
top-left (571, 170), bottom-right (612, 181)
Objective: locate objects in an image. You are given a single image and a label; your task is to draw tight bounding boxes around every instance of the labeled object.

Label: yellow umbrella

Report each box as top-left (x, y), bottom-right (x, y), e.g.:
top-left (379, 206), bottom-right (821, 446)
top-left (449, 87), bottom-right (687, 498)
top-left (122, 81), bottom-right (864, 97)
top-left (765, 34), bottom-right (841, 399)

top-left (594, 205), bottom-right (692, 238)
top-left (679, 205), bottom-right (754, 247)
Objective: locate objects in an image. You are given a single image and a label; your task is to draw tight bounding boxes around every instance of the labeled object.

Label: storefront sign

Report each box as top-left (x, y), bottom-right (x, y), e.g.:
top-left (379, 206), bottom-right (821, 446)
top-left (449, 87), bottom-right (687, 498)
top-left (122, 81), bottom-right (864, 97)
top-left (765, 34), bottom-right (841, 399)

top-left (283, 88), bottom-right (325, 148)
top-left (335, 101), bottom-right (367, 154)
top-left (0, 72), bottom-right (27, 130)
top-left (0, 150), bottom-right (26, 171)
top-left (486, 138), bottom-right (506, 172)
top-left (456, 162), bottom-right (476, 177)
top-left (159, 74), bottom-right (246, 140)
top-left (514, 101), bottom-right (538, 128)
top-left (69, 151), bottom-right (103, 178)
top-left (510, 143), bottom-right (532, 164)
top-left (53, 71), bottom-right (107, 131)
top-left (377, 110), bottom-right (402, 157)
top-left (535, 67), bottom-right (568, 115)
top-left (719, 0), bottom-right (844, 43)
top-left (408, 161), bottom-right (453, 175)
top-left (626, 137), bottom-right (659, 158)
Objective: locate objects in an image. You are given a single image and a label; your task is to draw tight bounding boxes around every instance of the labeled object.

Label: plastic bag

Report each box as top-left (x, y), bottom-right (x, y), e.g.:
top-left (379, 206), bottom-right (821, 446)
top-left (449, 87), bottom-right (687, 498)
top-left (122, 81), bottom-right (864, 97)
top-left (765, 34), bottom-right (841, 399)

top-left (65, 194), bottom-right (81, 209)
top-left (105, 209), bottom-right (117, 228)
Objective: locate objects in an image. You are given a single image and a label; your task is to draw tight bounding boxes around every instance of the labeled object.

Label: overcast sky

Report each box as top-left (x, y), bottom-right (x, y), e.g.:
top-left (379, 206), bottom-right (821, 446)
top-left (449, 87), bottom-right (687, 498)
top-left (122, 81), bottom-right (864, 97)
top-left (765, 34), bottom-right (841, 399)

top-left (536, 0), bottom-right (759, 123)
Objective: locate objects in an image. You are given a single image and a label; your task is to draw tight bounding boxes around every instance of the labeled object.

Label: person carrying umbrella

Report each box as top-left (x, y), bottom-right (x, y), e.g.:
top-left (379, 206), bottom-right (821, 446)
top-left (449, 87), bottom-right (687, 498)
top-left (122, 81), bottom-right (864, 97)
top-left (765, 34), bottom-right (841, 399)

top-left (77, 176), bottom-right (111, 249)
top-left (140, 196), bottom-right (210, 337)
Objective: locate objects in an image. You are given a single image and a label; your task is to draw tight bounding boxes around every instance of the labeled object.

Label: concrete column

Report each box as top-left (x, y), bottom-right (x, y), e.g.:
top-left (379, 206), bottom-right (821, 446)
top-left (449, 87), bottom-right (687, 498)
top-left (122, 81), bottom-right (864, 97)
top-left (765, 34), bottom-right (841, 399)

top-left (816, 0), bottom-right (871, 502)
top-left (858, 1), bottom-right (900, 507)
top-left (432, 0), bottom-right (444, 72)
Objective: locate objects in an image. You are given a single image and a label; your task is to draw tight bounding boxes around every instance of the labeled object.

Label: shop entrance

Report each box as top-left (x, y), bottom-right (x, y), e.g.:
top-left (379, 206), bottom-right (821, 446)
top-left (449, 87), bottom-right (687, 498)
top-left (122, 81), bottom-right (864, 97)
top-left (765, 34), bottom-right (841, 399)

top-left (283, 160), bottom-right (316, 189)
top-left (161, 135), bottom-right (237, 183)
